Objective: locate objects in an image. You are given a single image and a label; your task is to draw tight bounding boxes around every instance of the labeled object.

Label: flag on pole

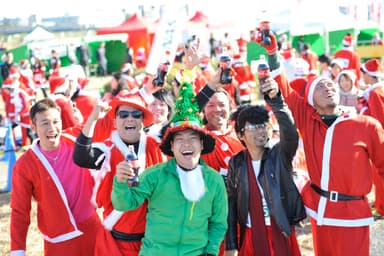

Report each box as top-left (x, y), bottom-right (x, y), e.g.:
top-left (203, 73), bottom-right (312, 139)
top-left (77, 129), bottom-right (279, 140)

top-left (146, 5), bottom-right (185, 75)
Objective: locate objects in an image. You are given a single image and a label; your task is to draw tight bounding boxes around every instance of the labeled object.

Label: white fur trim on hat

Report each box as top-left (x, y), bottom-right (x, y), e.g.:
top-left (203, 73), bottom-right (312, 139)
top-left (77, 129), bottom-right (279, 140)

top-left (361, 62), bottom-right (384, 78)
top-left (307, 76), bottom-right (325, 107)
top-left (336, 70), bottom-right (356, 84)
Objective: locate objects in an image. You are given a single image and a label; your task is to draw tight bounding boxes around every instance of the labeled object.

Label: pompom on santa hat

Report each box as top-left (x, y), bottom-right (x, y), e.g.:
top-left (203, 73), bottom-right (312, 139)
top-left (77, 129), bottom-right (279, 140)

top-left (361, 59), bottom-right (384, 78)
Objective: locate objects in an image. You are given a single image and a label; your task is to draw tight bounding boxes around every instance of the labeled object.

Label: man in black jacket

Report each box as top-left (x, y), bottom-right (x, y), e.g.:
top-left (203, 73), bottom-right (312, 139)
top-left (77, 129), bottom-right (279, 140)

top-left (224, 78), bottom-right (306, 256)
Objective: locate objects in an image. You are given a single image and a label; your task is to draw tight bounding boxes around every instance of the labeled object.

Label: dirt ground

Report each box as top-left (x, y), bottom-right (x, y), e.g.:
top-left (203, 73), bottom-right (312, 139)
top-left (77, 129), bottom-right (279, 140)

top-left (0, 190), bottom-right (315, 255)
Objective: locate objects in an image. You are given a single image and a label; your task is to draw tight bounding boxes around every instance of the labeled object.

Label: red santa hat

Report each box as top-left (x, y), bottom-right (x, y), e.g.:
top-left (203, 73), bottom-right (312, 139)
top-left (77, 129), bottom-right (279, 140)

top-left (108, 94), bottom-right (154, 126)
top-left (290, 77), bottom-right (307, 97)
top-left (361, 59), bottom-right (384, 78)
top-left (304, 75), bottom-right (328, 107)
top-left (9, 66), bottom-right (20, 79)
top-left (49, 76), bottom-right (67, 94)
top-left (2, 77), bottom-right (20, 89)
top-left (342, 35), bottom-right (353, 47)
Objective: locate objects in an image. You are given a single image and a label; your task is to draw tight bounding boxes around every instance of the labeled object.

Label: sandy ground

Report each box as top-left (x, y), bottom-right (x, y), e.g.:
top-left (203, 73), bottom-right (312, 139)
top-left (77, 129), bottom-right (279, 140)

top-left (0, 76), bottom-right (383, 255)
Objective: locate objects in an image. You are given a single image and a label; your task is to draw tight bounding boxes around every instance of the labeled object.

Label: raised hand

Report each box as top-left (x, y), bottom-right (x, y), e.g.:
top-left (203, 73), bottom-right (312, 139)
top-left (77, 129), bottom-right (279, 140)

top-left (255, 30), bottom-right (278, 55)
top-left (184, 38), bottom-right (201, 70)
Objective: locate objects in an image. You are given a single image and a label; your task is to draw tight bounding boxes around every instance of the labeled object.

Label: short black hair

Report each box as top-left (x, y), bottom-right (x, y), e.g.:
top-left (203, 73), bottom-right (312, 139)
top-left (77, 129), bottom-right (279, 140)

top-left (318, 54), bottom-right (331, 65)
top-left (30, 98), bottom-right (61, 124)
top-left (234, 104), bottom-right (269, 135)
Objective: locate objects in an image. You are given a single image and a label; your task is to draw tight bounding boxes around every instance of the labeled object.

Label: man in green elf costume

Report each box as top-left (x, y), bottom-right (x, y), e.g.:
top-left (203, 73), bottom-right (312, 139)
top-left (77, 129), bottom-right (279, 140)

top-left (111, 80), bottom-right (228, 256)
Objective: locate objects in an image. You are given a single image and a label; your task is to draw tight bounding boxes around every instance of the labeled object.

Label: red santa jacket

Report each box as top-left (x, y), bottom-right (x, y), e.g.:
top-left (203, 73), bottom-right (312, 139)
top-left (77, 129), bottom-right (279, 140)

top-left (92, 131), bottom-right (164, 234)
top-left (233, 62), bottom-right (256, 103)
top-left (50, 94), bottom-right (79, 130)
top-left (274, 71), bottom-right (384, 227)
top-left (6, 87), bottom-right (32, 126)
top-left (10, 135), bottom-right (94, 251)
top-left (360, 82), bottom-right (384, 126)
top-left (74, 92), bottom-right (98, 123)
top-left (201, 126), bottom-right (244, 176)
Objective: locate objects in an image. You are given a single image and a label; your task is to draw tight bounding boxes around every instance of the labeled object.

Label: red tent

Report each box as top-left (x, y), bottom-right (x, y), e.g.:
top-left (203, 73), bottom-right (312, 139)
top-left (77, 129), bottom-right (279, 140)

top-left (188, 11), bottom-right (209, 27)
top-left (96, 14), bottom-right (156, 60)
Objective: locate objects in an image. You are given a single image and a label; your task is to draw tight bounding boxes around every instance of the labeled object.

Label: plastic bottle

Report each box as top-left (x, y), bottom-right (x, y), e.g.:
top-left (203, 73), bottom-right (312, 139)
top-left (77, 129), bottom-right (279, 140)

top-left (219, 55), bottom-right (232, 84)
top-left (257, 62), bottom-right (271, 95)
top-left (126, 145), bottom-right (140, 187)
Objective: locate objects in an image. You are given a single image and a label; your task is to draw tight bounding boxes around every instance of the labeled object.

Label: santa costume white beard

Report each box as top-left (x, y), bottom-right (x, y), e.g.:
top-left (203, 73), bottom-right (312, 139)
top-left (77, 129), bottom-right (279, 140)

top-left (176, 165), bottom-right (206, 202)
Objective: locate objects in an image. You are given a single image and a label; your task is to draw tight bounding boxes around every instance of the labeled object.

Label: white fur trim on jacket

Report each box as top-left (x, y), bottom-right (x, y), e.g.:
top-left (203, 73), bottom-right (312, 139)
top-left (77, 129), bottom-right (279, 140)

top-left (30, 141), bottom-right (83, 243)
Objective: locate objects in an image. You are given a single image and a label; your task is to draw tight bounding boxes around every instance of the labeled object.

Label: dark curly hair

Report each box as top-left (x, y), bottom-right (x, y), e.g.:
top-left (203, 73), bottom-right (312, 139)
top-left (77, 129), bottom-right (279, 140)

top-left (234, 104), bottom-right (269, 136)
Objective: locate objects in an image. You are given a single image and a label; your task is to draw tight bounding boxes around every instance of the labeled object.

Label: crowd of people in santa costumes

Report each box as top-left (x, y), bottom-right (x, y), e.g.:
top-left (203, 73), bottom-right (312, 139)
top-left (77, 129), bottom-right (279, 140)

top-left (5, 15), bottom-right (384, 256)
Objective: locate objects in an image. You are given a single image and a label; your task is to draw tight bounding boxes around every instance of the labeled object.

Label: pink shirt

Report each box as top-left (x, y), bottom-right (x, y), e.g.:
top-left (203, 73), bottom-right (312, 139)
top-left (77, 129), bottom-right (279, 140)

top-left (39, 141), bottom-right (95, 223)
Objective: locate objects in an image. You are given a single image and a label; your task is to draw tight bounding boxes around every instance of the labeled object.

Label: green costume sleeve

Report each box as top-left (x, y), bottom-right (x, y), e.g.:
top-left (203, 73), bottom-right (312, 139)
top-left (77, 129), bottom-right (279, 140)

top-left (205, 173), bottom-right (229, 255)
top-left (268, 53), bottom-right (280, 71)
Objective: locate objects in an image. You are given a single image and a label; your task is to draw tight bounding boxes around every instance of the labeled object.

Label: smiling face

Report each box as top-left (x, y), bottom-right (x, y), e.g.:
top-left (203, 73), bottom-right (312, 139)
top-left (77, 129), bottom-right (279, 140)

top-left (203, 91), bottom-right (230, 132)
top-left (313, 79), bottom-right (340, 115)
top-left (170, 129), bottom-right (203, 169)
top-left (239, 121), bottom-right (270, 149)
top-left (114, 105), bottom-right (143, 143)
top-left (149, 98), bottom-right (169, 124)
top-left (31, 108), bottom-right (62, 151)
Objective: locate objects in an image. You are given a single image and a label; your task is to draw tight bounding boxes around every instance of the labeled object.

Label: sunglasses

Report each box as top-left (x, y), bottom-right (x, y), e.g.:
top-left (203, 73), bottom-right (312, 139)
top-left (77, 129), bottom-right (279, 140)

top-left (117, 110), bottom-right (143, 119)
top-left (242, 123), bottom-right (267, 132)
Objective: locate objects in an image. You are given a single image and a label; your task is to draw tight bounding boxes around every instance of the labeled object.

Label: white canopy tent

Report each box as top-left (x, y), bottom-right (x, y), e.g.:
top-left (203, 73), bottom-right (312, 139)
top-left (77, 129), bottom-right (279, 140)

top-left (23, 26), bottom-right (55, 44)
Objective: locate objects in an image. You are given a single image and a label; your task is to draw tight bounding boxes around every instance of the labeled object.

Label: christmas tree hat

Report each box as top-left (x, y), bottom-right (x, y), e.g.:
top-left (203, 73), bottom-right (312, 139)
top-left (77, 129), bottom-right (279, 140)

top-left (159, 81), bottom-right (215, 156)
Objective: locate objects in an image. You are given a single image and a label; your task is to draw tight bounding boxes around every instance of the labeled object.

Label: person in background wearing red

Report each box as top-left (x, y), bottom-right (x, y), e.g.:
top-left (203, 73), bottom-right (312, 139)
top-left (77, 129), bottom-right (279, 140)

top-left (334, 33), bottom-right (362, 81)
top-left (19, 59), bottom-right (37, 101)
top-left (359, 58), bottom-right (384, 220)
top-left (70, 77), bottom-right (99, 122)
top-left (232, 53), bottom-right (256, 105)
top-left (300, 43), bottom-right (319, 76)
top-left (2, 77), bottom-right (35, 148)
top-left (49, 76), bottom-right (83, 129)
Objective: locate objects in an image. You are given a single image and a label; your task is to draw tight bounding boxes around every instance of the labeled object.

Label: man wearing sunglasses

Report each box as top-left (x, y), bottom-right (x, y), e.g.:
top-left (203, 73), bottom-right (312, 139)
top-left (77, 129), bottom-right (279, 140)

top-left (73, 94), bottom-right (164, 256)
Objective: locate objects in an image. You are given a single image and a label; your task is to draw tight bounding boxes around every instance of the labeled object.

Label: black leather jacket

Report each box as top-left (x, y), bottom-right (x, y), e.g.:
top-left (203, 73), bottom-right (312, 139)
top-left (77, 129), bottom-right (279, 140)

top-left (225, 92), bottom-right (306, 250)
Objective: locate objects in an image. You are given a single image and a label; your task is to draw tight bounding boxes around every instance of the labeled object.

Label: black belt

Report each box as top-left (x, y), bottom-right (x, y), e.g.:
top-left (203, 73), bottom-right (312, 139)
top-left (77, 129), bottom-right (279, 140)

top-left (110, 229), bottom-right (144, 242)
top-left (310, 183), bottom-right (365, 202)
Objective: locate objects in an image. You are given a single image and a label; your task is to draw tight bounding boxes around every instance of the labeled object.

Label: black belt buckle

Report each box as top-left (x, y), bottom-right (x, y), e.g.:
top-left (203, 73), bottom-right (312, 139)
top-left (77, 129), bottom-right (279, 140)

top-left (329, 191), bottom-right (338, 202)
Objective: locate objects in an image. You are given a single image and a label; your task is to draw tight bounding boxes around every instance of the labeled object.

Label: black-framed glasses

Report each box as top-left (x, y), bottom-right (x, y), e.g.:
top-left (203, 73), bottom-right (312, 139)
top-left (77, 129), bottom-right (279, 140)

top-left (117, 110), bottom-right (143, 119)
top-left (242, 123), bottom-right (267, 132)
